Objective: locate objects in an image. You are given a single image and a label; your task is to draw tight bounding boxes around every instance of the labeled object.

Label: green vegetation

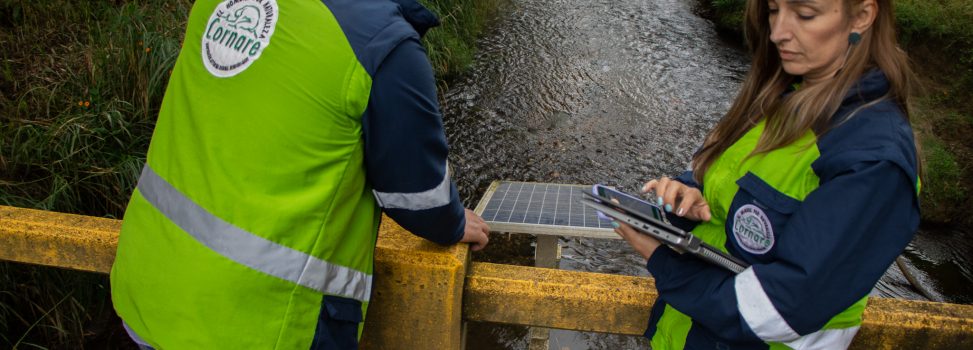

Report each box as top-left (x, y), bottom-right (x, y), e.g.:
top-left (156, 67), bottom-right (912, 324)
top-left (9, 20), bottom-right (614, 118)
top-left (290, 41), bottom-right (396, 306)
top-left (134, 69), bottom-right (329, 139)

top-left (897, 0), bottom-right (973, 68)
top-left (706, 0), bottom-right (746, 33)
top-left (0, 0), bottom-right (186, 218)
top-left (699, 0), bottom-right (973, 225)
top-left (422, 0), bottom-right (507, 82)
top-left (0, 0), bottom-right (505, 348)
top-left (896, 1), bottom-right (973, 224)
top-left (0, 263), bottom-right (119, 349)
top-left (920, 135), bottom-right (966, 223)
top-left (1, 1), bottom-right (189, 348)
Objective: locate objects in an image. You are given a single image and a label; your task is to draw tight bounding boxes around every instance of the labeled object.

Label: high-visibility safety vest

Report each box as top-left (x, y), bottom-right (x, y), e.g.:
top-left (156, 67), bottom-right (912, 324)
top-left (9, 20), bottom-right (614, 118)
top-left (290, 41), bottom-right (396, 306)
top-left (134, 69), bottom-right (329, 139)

top-left (110, 0), bottom-right (415, 348)
top-left (650, 121), bottom-right (868, 350)
top-left (646, 70), bottom-right (921, 350)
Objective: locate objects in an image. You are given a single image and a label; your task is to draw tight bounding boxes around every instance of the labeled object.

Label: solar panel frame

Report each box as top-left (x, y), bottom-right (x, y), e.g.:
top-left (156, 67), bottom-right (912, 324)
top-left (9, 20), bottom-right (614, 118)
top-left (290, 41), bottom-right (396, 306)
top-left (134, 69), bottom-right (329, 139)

top-left (473, 181), bottom-right (618, 240)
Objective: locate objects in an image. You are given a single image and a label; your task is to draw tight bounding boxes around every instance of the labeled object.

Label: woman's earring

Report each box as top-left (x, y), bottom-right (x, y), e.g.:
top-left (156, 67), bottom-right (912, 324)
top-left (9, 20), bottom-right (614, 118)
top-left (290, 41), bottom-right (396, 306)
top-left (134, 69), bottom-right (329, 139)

top-left (849, 32), bottom-right (862, 45)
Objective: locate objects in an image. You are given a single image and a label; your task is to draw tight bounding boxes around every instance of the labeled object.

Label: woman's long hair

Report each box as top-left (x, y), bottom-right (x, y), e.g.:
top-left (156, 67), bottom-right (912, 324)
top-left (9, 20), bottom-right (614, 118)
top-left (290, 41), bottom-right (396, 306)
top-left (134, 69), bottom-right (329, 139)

top-left (691, 0), bottom-right (919, 183)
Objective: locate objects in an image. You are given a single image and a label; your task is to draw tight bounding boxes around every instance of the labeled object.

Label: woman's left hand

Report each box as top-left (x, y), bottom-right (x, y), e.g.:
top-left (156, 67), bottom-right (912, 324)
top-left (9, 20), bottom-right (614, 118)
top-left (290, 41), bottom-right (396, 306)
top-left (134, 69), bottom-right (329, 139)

top-left (614, 221), bottom-right (662, 260)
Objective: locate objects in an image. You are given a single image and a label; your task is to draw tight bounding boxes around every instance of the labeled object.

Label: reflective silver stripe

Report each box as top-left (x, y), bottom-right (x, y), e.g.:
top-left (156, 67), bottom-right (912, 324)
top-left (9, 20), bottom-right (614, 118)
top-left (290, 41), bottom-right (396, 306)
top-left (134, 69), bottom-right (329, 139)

top-left (783, 326), bottom-right (860, 350)
top-left (372, 162), bottom-right (451, 210)
top-left (735, 267), bottom-right (800, 342)
top-left (137, 165), bottom-right (371, 302)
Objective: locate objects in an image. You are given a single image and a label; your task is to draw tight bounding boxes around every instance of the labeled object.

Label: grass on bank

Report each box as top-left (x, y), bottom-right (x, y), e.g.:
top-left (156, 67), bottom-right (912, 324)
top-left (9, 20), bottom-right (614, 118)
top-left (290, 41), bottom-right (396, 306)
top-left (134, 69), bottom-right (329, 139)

top-left (920, 133), bottom-right (966, 222)
top-left (890, 0), bottom-right (972, 225)
top-left (0, 0), bottom-right (505, 348)
top-left (2, 1), bottom-right (190, 348)
top-left (700, 0), bottom-right (973, 225)
top-left (421, 0), bottom-right (507, 83)
top-left (1, 0), bottom-right (184, 218)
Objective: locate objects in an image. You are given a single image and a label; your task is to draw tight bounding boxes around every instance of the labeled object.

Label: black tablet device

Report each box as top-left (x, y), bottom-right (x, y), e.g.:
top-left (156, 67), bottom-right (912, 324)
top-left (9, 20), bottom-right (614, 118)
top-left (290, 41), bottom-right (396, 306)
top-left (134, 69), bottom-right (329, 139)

top-left (580, 188), bottom-right (748, 273)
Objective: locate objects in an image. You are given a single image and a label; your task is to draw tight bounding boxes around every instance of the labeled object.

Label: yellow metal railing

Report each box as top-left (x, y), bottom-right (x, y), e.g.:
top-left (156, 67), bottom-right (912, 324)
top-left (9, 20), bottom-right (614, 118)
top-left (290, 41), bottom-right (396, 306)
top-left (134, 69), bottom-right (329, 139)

top-left (2, 205), bottom-right (972, 349)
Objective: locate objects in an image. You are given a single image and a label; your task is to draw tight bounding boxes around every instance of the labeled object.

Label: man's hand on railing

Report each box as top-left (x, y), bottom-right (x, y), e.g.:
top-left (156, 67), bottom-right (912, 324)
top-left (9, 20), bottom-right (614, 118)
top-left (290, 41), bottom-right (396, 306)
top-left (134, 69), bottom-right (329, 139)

top-left (460, 208), bottom-right (490, 251)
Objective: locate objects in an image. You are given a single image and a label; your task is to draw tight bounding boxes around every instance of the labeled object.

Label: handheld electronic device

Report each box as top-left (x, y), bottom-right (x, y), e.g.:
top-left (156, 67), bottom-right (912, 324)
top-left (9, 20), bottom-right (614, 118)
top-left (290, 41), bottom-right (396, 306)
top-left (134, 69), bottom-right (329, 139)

top-left (580, 188), bottom-right (748, 274)
top-left (591, 184), bottom-right (669, 224)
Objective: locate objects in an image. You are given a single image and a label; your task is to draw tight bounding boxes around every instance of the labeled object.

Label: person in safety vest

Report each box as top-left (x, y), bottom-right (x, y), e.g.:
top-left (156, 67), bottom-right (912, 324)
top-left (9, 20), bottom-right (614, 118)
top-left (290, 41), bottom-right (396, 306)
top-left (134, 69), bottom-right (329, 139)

top-left (613, 0), bottom-right (920, 349)
top-left (109, 0), bottom-right (490, 349)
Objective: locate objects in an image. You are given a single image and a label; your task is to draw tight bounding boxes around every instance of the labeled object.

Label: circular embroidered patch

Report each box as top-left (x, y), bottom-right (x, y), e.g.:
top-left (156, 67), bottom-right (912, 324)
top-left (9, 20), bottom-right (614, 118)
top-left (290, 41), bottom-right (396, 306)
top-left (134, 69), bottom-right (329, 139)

top-left (201, 0), bottom-right (278, 77)
top-left (732, 204), bottom-right (775, 254)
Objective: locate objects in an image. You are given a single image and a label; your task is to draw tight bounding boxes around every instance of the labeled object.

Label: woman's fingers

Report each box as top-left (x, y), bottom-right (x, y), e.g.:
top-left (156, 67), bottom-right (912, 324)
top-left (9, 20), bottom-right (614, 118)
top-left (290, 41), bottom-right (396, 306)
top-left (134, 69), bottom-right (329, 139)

top-left (643, 176), bottom-right (672, 207)
top-left (685, 189), bottom-right (712, 220)
top-left (691, 201), bottom-right (712, 221)
top-left (674, 189), bottom-right (691, 217)
top-left (674, 187), bottom-right (701, 217)
top-left (642, 177), bottom-right (712, 221)
top-left (641, 179), bottom-right (659, 194)
top-left (613, 221), bottom-right (635, 238)
top-left (653, 177), bottom-right (685, 214)
top-left (661, 178), bottom-right (681, 214)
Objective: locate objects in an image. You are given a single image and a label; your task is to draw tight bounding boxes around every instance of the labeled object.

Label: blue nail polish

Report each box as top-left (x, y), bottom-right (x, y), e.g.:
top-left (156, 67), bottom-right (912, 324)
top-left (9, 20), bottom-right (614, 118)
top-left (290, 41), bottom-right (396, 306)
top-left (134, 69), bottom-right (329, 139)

top-left (611, 221), bottom-right (620, 229)
top-left (656, 197), bottom-right (664, 206)
top-left (664, 204), bottom-right (672, 212)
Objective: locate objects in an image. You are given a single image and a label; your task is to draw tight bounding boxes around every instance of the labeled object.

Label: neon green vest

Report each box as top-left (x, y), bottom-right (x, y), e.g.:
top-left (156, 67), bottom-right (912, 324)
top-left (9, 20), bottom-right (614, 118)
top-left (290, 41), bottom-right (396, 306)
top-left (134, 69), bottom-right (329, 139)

top-left (110, 0), bottom-right (377, 348)
top-left (651, 121), bottom-right (866, 350)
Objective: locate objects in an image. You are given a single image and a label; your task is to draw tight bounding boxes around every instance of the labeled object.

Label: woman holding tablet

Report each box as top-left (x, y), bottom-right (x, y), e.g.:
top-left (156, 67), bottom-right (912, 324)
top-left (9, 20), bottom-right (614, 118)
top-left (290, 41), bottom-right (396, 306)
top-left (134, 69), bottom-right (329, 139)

top-left (612, 0), bottom-right (921, 349)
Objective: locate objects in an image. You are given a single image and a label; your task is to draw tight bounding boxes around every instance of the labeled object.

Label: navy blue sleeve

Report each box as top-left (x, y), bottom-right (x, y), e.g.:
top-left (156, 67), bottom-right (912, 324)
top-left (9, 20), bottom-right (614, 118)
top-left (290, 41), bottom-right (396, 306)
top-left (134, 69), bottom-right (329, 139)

top-left (674, 170), bottom-right (700, 189)
top-left (668, 170), bottom-right (703, 232)
top-left (647, 160), bottom-right (919, 343)
top-left (362, 38), bottom-right (465, 245)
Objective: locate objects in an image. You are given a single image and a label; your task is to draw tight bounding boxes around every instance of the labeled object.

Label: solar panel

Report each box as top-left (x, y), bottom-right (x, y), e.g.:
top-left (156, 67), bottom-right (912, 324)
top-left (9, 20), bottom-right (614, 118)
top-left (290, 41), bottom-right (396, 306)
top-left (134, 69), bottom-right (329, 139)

top-left (474, 181), bottom-right (618, 239)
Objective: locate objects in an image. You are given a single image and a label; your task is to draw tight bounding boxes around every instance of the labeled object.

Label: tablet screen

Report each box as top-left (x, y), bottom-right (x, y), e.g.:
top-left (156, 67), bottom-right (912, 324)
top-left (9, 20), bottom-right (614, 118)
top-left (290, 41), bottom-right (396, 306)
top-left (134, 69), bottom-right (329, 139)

top-left (593, 185), bottom-right (669, 224)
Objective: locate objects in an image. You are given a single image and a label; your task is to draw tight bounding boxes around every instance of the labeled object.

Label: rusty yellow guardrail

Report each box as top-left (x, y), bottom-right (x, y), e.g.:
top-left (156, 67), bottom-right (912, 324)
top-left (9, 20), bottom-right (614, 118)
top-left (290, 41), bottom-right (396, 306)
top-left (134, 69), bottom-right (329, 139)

top-left (0, 205), bottom-right (467, 349)
top-left (462, 262), bottom-right (973, 350)
top-left (2, 205), bottom-right (972, 349)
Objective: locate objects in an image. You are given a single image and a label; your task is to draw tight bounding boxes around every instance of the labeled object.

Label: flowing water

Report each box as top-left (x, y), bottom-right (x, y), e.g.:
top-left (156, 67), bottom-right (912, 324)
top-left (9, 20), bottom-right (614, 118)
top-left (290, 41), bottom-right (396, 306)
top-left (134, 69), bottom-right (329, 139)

top-left (440, 0), bottom-right (973, 348)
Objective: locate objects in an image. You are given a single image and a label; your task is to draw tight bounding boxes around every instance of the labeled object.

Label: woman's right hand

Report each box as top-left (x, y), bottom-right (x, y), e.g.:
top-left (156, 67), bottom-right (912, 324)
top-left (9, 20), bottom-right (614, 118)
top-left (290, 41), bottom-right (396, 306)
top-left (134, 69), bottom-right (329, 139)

top-left (642, 177), bottom-right (712, 222)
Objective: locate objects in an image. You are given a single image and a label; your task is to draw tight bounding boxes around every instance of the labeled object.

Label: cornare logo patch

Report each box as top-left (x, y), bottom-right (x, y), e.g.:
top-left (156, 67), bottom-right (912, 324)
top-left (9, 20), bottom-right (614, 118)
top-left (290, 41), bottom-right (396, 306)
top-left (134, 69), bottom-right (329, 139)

top-left (202, 0), bottom-right (278, 77)
top-left (732, 204), bottom-right (775, 254)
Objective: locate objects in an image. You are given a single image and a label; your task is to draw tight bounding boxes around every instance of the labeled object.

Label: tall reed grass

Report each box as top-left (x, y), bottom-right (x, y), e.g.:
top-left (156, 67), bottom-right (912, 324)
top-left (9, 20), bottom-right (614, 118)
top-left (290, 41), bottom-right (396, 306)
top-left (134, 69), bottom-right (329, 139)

top-left (2, 1), bottom-right (189, 348)
top-left (1, 0), bottom-right (187, 217)
top-left (421, 0), bottom-right (506, 82)
top-left (0, 0), bottom-right (505, 347)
